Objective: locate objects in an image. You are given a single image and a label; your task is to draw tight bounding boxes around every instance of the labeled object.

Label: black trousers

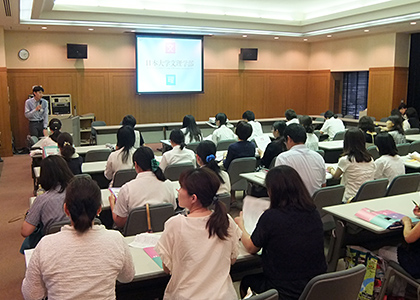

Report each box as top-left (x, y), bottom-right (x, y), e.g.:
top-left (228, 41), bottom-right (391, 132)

top-left (29, 121), bottom-right (44, 138)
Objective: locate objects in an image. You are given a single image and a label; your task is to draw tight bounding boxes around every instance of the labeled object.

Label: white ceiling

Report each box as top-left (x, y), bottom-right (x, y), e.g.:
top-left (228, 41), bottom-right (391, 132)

top-left (2, 0), bottom-right (420, 41)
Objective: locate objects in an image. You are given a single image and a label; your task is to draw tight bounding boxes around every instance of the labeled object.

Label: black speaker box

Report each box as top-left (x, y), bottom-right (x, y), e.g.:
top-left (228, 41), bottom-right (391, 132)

top-left (67, 44), bottom-right (88, 59)
top-left (240, 48), bottom-right (258, 61)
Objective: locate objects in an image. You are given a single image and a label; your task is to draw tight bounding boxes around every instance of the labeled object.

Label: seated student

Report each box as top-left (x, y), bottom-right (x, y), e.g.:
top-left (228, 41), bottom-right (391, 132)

top-left (223, 121), bottom-right (255, 170)
top-left (398, 102), bottom-right (408, 119)
top-left (212, 112), bottom-right (236, 145)
top-left (242, 110), bottom-right (263, 141)
top-left (109, 146), bottom-right (177, 229)
top-left (403, 107), bottom-right (420, 130)
top-left (20, 156), bottom-right (73, 252)
top-left (22, 176), bottom-right (135, 300)
top-left (121, 115), bottom-right (144, 148)
top-left (320, 110), bottom-right (345, 141)
top-left (104, 125), bottom-right (136, 186)
top-left (328, 128), bottom-right (375, 203)
top-left (159, 129), bottom-right (196, 172)
top-left (235, 166), bottom-right (327, 300)
top-left (382, 115), bottom-right (406, 145)
top-left (181, 114), bottom-right (203, 144)
top-left (259, 121), bottom-right (287, 168)
top-left (285, 109), bottom-right (299, 125)
top-left (374, 132), bottom-right (405, 183)
top-left (155, 168), bottom-right (241, 300)
top-left (57, 133), bottom-right (83, 175)
top-left (196, 140), bottom-right (231, 195)
top-left (299, 115), bottom-right (319, 151)
top-left (32, 118), bottom-right (62, 148)
top-left (358, 116), bottom-right (377, 144)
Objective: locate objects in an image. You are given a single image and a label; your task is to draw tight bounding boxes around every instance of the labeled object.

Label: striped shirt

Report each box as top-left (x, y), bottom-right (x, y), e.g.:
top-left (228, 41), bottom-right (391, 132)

top-left (24, 97), bottom-right (49, 128)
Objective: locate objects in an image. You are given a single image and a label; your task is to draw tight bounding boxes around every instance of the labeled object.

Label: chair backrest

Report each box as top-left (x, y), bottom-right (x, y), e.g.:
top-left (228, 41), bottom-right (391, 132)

top-left (396, 143), bottom-right (411, 156)
top-left (380, 117), bottom-right (389, 122)
top-left (216, 139), bottom-right (237, 151)
top-left (336, 113), bottom-right (343, 118)
top-left (312, 185), bottom-right (345, 218)
top-left (47, 218), bottom-right (101, 235)
top-left (298, 264), bottom-right (366, 300)
top-left (352, 178), bottom-right (389, 202)
top-left (90, 121), bottom-right (107, 143)
top-left (245, 289), bottom-right (279, 300)
top-left (369, 116), bottom-right (376, 121)
top-left (269, 155), bottom-right (278, 169)
top-left (123, 203), bottom-right (174, 236)
top-left (405, 128), bottom-right (420, 135)
top-left (113, 169), bottom-right (137, 187)
top-left (366, 145), bottom-right (379, 160)
top-left (28, 135), bottom-right (39, 148)
top-left (386, 173), bottom-right (420, 196)
top-left (313, 130), bottom-right (322, 139)
top-left (84, 148), bottom-right (111, 162)
top-left (409, 140), bottom-right (420, 153)
top-left (186, 142), bottom-right (200, 153)
top-left (209, 193), bottom-right (231, 212)
top-left (315, 149), bottom-right (325, 159)
top-left (344, 114), bottom-right (354, 119)
top-left (164, 162), bottom-right (195, 181)
top-left (74, 173), bottom-right (92, 179)
top-left (333, 131), bottom-right (346, 141)
top-left (227, 157), bottom-right (257, 191)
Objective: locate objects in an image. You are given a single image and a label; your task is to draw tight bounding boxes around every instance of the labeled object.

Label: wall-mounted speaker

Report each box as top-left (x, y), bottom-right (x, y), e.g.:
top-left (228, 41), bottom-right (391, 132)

top-left (240, 48), bottom-right (258, 61)
top-left (67, 44), bottom-right (88, 59)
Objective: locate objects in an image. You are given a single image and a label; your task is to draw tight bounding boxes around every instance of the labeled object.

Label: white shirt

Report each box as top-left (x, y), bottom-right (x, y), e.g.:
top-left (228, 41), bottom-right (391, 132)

top-left (320, 117), bottom-right (345, 140)
top-left (104, 147), bottom-right (136, 186)
top-left (388, 130), bottom-right (406, 145)
top-left (113, 171), bottom-right (177, 218)
top-left (159, 145), bottom-right (196, 172)
top-left (286, 118), bottom-right (300, 126)
top-left (305, 133), bottom-right (319, 151)
top-left (217, 170), bottom-right (231, 195)
top-left (134, 130), bottom-right (141, 148)
top-left (21, 225), bottom-right (134, 300)
top-left (374, 155), bottom-right (405, 184)
top-left (275, 144), bottom-right (326, 196)
top-left (248, 120), bottom-right (264, 141)
top-left (338, 155), bottom-right (375, 203)
top-left (181, 127), bottom-right (202, 144)
top-left (403, 119), bottom-right (411, 131)
top-left (155, 214), bottom-right (241, 300)
top-left (212, 125), bottom-right (236, 145)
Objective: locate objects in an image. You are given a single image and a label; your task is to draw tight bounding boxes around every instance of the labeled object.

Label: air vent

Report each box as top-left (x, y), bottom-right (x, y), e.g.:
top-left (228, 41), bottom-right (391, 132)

top-left (3, 0), bottom-right (11, 16)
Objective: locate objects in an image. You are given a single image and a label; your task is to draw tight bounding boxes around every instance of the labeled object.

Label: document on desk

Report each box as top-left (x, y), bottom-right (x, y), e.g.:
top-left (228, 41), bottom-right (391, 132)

top-left (129, 232), bottom-right (161, 248)
top-left (355, 208), bottom-right (417, 230)
top-left (242, 196), bottom-right (270, 235)
top-left (254, 135), bottom-right (271, 153)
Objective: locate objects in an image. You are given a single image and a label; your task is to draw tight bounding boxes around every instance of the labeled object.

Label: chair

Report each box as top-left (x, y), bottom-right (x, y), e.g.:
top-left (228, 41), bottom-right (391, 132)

top-left (216, 139), bottom-right (237, 151)
top-left (336, 113), bottom-right (343, 118)
top-left (113, 169), bottom-right (137, 187)
top-left (410, 140), bottom-right (420, 153)
top-left (315, 149), bottom-right (325, 159)
top-left (90, 120), bottom-right (106, 145)
top-left (352, 178), bottom-right (389, 202)
top-left (123, 203), bottom-right (174, 236)
top-left (406, 128), bottom-right (420, 135)
top-left (396, 143), bottom-right (411, 156)
top-left (227, 157), bottom-right (257, 197)
top-left (209, 193), bottom-right (231, 212)
top-left (313, 130), bottom-right (321, 139)
top-left (269, 155), bottom-right (278, 169)
top-left (369, 116), bottom-right (376, 121)
top-left (380, 117), bottom-right (389, 122)
top-left (27, 136), bottom-right (39, 148)
top-left (386, 173), bottom-right (420, 196)
top-left (164, 162), bottom-right (195, 181)
top-left (186, 142), bottom-right (200, 153)
top-left (298, 264), bottom-right (366, 300)
top-left (47, 218), bottom-right (101, 234)
top-left (332, 131), bottom-right (346, 141)
top-left (84, 148), bottom-right (111, 162)
top-left (74, 173), bottom-right (92, 179)
top-left (366, 145), bottom-right (380, 160)
top-left (344, 114), bottom-right (354, 119)
top-left (312, 185), bottom-right (345, 231)
top-left (378, 260), bottom-right (420, 300)
top-left (244, 289), bottom-right (278, 300)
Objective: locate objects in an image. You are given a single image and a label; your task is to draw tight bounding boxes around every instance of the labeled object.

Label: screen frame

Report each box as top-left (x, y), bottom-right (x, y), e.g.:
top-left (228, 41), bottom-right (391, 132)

top-left (135, 33), bottom-right (204, 95)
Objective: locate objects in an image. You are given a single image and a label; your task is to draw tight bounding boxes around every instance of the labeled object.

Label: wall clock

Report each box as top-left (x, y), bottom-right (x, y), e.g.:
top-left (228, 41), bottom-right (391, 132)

top-left (18, 49), bottom-right (29, 60)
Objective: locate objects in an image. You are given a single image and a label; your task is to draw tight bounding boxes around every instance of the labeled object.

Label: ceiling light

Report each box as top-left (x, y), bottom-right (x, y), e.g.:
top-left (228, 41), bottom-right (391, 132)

top-left (327, 35), bottom-right (332, 38)
top-left (364, 29), bottom-right (369, 32)
top-left (242, 35), bottom-right (247, 38)
top-left (41, 26), bottom-right (47, 30)
top-left (411, 22), bottom-right (417, 25)
top-left (303, 38), bottom-right (308, 41)
top-left (274, 37), bottom-right (279, 39)
top-left (130, 30), bottom-right (135, 32)
top-left (88, 28), bottom-right (94, 31)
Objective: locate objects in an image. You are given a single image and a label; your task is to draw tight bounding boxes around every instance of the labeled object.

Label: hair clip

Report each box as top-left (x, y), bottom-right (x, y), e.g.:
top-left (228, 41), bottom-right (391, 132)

top-left (212, 195), bottom-right (219, 205)
top-left (151, 158), bottom-right (160, 172)
top-left (206, 154), bottom-right (216, 163)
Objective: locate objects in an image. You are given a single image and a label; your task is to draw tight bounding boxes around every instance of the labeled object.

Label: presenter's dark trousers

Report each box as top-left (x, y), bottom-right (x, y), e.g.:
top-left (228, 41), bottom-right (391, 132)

top-left (29, 120), bottom-right (44, 138)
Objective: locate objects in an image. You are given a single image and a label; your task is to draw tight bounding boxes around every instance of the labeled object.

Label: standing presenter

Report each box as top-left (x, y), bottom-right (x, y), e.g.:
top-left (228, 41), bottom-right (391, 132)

top-left (24, 85), bottom-right (49, 138)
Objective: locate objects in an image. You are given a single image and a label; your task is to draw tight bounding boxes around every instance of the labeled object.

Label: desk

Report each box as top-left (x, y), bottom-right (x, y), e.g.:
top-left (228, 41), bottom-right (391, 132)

top-left (402, 156), bottom-right (420, 171)
top-left (82, 161), bottom-right (109, 188)
top-left (318, 140), bottom-right (343, 163)
top-left (406, 134), bottom-right (420, 142)
top-left (323, 192), bottom-right (420, 271)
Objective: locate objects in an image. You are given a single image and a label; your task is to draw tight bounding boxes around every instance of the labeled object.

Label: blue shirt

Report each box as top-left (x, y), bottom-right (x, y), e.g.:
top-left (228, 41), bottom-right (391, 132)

top-left (25, 97), bottom-right (49, 128)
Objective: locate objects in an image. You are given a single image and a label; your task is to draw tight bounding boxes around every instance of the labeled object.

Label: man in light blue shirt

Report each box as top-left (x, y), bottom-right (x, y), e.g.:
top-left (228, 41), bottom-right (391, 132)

top-left (24, 85), bottom-right (49, 138)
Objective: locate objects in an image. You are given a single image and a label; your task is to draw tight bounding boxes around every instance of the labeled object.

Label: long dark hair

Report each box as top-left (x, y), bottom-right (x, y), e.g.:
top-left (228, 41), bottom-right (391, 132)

top-left (387, 115), bottom-right (404, 135)
top-left (48, 118), bottom-right (62, 142)
top-left (299, 115), bottom-right (314, 133)
top-left (215, 113), bottom-right (228, 127)
top-left (134, 146), bottom-right (165, 181)
top-left (57, 132), bottom-right (75, 162)
top-left (265, 166), bottom-right (315, 211)
top-left (179, 168), bottom-right (229, 240)
top-left (170, 129), bottom-right (186, 150)
top-left (196, 140), bottom-right (225, 184)
top-left (117, 126), bottom-right (135, 164)
top-left (358, 116), bottom-right (375, 132)
top-left (65, 177), bottom-right (101, 233)
top-left (39, 155), bottom-right (74, 193)
top-left (343, 128), bottom-right (372, 162)
top-left (182, 115), bottom-right (202, 142)
top-left (375, 132), bottom-right (398, 156)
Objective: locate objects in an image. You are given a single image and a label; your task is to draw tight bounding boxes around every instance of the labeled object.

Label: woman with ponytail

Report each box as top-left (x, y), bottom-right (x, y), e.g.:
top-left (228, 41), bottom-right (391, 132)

top-left (22, 177), bottom-right (135, 300)
top-left (159, 129), bottom-right (196, 172)
top-left (105, 125), bottom-right (136, 186)
top-left (196, 140), bottom-right (231, 194)
top-left (110, 146), bottom-right (177, 228)
top-left (57, 132), bottom-right (83, 175)
top-left (155, 168), bottom-right (241, 300)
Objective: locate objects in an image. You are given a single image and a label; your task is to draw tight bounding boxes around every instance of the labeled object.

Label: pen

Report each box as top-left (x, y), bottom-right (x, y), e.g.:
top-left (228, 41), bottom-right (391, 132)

top-left (412, 200), bottom-right (419, 207)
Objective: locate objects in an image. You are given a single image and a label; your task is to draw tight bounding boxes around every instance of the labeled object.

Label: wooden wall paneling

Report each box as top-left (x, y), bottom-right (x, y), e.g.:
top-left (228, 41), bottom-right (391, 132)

top-left (367, 68), bottom-right (394, 120)
top-left (0, 68), bottom-right (12, 156)
top-left (43, 71), bottom-right (78, 99)
top-left (242, 72), bottom-right (266, 119)
top-left (218, 71), bottom-right (243, 120)
top-left (392, 67), bottom-right (409, 109)
top-left (286, 73), bottom-right (308, 115)
top-left (191, 72), bottom-right (219, 121)
top-left (164, 94), bottom-right (194, 123)
top-left (306, 70), bottom-right (332, 115)
top-left (266, 74), bottom-right (289, 117)
top-left (108, 71), bottom-right (138, 124)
